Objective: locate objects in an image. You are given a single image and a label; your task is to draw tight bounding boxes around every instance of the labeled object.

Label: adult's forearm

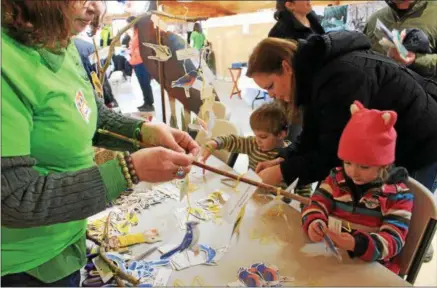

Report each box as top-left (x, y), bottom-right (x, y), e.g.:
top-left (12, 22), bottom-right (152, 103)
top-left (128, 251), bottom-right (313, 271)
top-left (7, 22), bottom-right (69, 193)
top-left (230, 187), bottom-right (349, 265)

top-left (92, 96), bottom-right (144, 152)
top-left (1, 156), bottom-right (126, 228)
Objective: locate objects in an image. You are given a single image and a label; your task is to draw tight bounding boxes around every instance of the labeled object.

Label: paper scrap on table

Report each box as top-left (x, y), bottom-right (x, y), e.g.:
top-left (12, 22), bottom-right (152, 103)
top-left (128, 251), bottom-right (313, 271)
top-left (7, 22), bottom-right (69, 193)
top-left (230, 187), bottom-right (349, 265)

top-left (174, 208), bottom-right (188, 230)
top-left (153, 268), bottom-right (172, 286)
top-left (92, 256), bottom-right (114, 283)
top-left (170, 252), bottom-right (191, 271)
top-left (221, 170), bottom-right (260, 223)
top-left (161, 244), bottom-right (226, 270)
top-left (153, 183), bottom-right (179, 200)
top-left (301, 242), bottom-right (340, 258)
top-left (227, 281), bottom-right (246, 287)
top-left (176, 47), bottom-right (199, 61)
top-left (159, 244), bottom-right (178, 255)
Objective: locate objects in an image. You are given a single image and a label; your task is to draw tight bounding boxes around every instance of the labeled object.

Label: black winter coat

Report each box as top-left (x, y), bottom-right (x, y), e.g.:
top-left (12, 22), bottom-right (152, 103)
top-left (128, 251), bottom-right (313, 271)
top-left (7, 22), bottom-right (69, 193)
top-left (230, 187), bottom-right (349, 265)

top-left (279, 31), bottom-right (437, 186)
top-left (268, 10), bottom-right (324, 41)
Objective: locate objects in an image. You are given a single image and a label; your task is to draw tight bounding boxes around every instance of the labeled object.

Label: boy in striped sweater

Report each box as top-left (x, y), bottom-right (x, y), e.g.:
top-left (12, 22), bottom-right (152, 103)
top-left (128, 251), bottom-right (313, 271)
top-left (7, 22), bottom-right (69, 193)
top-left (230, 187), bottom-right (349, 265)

top-left (302, 101), bottom-right (414, 274)
top-left (200, 103), bottom-right (312, 199)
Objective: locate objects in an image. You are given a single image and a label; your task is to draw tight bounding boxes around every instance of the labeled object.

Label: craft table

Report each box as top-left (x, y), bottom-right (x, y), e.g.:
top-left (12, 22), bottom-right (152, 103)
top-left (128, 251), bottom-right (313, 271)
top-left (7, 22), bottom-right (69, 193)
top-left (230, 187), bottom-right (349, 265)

top-left (116, 157), bottom-right (411, 287)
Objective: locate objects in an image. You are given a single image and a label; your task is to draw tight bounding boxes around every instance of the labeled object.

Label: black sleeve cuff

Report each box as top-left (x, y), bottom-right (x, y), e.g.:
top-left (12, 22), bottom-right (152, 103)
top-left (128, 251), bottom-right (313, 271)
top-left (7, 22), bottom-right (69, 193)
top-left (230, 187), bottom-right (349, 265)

top-left (352, 233), bottom-right (369, 258)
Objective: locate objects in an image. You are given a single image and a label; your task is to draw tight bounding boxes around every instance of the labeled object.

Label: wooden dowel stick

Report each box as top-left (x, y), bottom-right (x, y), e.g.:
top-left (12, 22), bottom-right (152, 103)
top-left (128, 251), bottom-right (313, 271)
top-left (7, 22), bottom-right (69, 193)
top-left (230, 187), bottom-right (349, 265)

top-left (97, 129), bottom-right (310, 205)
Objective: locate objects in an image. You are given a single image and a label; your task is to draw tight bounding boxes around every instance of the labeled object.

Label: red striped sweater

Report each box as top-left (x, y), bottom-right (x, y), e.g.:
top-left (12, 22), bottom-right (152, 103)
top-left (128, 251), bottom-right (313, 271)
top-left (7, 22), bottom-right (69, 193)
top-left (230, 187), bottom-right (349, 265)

top-left (302, 167), bottom-right (414, 274)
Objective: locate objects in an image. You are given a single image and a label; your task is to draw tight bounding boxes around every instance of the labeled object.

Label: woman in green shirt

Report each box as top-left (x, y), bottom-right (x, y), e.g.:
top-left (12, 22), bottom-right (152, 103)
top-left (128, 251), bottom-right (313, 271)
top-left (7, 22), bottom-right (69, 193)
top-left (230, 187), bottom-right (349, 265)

top-left (190, 22), bottom-right (206, 50)
top-left (1, 1), bottom-right (199, 286)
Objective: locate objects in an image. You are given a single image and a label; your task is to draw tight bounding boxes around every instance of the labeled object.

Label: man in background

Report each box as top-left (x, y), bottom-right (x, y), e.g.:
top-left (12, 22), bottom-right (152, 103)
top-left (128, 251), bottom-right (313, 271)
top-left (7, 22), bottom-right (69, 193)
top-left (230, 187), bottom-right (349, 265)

top-left (364, 0), bottom-right (436, 81)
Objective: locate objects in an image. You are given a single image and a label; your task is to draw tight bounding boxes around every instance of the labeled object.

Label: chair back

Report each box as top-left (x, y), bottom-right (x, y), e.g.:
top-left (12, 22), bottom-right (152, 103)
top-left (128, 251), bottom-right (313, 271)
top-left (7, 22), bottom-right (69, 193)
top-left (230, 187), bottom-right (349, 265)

top-left (195, 119), bottom-right (239, 165)
top-left (397, 177), bottom-right (437, 283)
top-left (212, 101), bottom-right (227, 119)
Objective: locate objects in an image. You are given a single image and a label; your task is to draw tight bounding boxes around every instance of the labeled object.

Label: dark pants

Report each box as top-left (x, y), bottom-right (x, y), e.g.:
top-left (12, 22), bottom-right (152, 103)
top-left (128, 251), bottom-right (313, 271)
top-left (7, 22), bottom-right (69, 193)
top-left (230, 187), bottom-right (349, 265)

top-left (411, 161), bottom-right (437, 193)
top-left (1, 270), bottom-right (81, 287)
top-left (133, 63), bottom-right (154, 106)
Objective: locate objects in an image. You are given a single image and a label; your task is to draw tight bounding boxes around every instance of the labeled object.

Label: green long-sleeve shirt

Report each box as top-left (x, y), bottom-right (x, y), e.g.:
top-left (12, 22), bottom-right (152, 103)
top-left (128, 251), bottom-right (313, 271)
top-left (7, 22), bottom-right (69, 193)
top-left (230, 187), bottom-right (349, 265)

top-left (364, 0), bottom-right (437, 80)
top-left (1, 30), bottom-right (144, 282)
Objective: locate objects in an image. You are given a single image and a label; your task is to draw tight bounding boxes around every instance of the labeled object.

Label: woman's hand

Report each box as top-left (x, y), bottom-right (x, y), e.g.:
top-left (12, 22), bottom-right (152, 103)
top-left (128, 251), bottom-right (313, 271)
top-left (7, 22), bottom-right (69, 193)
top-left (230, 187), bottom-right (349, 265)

top-left (308, 221), bottom-right (326, 243)
top-left (327, 231), bottom-right (356, 252)
top-left (258, 165), bottom-right (284, 185)
top-left (140, 123), bottom-right (200, 157)
top-left (200, 140), bottom-right (217, 163)
top-left (255, 158), bottom-right (284, 174)
top-left (131, 147), bottom-right (194, 183)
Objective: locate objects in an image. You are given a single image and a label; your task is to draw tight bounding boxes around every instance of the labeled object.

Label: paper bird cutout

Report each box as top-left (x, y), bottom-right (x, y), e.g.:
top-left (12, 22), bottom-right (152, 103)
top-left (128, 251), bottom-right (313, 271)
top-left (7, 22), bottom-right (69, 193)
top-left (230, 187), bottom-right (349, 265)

top-left (142, 42), bottom-right (172, 62)
top-left (171, 70), bottom-right (199, 89)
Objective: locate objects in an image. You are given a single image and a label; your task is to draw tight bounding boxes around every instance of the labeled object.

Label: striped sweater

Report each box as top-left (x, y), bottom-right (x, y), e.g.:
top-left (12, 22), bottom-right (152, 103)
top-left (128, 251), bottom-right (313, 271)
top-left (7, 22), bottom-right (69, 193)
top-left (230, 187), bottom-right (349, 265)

top-left (213, 135), bottom-right (312, 197)
top-left (302, 167), bottom-right (413, 274)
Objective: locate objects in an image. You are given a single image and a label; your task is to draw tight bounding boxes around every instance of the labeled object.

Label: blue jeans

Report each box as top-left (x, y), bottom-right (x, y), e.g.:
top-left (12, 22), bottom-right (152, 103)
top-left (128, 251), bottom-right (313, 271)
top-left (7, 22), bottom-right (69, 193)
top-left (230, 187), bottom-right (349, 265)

top-left (411, 162), bottom-right (437, 194)
top-left (133, 63), bottom-right (154, 106)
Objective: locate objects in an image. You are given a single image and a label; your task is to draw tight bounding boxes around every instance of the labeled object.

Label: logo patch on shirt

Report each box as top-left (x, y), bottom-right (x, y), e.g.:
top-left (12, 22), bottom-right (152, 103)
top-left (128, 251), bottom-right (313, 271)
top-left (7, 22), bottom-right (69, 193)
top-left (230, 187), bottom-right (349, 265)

top-left (75, 90), bottom-right (91, 123)
top-left (360, 197), bottom-right (380, 209)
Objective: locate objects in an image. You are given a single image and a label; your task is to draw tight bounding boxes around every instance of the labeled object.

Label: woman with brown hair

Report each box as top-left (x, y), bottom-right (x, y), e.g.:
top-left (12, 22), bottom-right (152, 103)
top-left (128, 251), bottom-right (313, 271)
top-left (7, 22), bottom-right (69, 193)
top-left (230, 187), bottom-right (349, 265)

top-left (1, 1), bottom-right (199, 286)
top-left (248, 32), bottom-right (437, 197)
top-left (269, 0), bottom-right (324, 143)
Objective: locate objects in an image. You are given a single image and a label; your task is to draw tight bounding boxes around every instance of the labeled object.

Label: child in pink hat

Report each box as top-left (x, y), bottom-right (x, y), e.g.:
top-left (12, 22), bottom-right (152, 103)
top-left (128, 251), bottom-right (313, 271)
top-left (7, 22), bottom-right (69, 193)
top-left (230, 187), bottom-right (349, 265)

top-left (301, 101), bottom-right (414, 274)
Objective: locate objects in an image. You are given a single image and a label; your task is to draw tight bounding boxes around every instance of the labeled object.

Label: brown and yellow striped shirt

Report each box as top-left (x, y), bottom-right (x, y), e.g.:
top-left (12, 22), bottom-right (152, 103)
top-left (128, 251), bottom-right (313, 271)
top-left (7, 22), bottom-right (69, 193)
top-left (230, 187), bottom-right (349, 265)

top-left (213, 135), bottom-right (312, 198)
top-left (213, 135), bottom-right (287, 171)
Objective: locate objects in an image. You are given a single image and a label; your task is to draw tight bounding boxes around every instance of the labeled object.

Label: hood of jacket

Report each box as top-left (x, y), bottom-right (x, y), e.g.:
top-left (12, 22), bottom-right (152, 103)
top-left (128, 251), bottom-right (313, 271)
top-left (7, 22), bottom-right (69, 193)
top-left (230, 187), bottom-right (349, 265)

top-left (384, 0), bottom-right (427, 21)
top-left (293, 31), bottom-right (371, 106)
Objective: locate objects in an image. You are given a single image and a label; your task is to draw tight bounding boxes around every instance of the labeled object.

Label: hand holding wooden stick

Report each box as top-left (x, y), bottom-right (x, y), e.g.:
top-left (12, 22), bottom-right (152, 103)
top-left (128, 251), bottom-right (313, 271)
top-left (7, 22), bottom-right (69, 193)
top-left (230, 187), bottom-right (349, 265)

top-left (97, 129), bottom-right (310, 205)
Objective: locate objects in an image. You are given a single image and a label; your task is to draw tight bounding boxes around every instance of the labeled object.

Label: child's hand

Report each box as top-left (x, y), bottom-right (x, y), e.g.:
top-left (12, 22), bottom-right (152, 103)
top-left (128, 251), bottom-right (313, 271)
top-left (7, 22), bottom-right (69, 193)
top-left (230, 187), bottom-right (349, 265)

top-left (308, 221), bottom-right (326, 243)
top-left (255, 158), bottom-right (284, 174)
top-left (200, 140), bottom-right (218, 163)
top-left (327, 231), bottom-right (356, 252)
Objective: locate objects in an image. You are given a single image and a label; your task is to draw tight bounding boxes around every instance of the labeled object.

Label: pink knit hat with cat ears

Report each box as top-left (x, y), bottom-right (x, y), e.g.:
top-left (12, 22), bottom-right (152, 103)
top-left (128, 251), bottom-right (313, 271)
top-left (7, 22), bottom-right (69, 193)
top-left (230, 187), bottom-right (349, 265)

top-left (338, 101), bottom-right (398, 166)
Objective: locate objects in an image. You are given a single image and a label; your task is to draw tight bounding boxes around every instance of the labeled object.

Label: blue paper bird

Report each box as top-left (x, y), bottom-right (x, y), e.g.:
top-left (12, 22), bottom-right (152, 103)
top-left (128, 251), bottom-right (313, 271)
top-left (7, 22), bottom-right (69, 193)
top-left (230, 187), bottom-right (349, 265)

top-left (160, 221), bottom-right (200, 259)
top-left (171, 70), bottom-right (199, 89)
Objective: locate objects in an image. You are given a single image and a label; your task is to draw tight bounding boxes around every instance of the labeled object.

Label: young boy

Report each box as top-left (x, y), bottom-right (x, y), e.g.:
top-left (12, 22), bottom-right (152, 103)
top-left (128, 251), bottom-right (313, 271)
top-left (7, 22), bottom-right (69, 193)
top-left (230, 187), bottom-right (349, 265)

top-left (200, 103), bottom-right (312, 199)
top-left (302, 101), bottom-right (414, 274)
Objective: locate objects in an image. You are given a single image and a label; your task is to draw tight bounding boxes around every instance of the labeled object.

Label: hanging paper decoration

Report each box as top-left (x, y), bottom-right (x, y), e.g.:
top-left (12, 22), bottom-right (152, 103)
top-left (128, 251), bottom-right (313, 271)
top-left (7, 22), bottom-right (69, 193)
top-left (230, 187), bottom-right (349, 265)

top-left (142, 43), bottom-right (172, 62)
top-left (171, 70), bottom-right (199, 89)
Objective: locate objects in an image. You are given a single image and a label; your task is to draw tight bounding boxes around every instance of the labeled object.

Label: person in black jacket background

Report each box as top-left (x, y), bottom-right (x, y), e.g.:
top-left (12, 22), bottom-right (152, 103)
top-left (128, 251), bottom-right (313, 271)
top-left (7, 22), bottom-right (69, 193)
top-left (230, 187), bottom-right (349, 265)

top-left (268, 0), bottom-right (324, 143)
top-left (247, 32), bottom-right (437, 196)
top-left (269, 0), bottom-right (324, 41)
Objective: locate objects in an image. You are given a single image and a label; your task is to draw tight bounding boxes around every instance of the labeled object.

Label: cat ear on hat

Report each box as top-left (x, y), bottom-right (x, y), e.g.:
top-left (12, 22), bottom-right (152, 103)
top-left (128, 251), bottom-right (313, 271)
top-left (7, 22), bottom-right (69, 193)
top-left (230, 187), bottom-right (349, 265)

top-left (350, 100), bottom-right (365, 115)
top-left (381, 111), bottom-right (398, 127)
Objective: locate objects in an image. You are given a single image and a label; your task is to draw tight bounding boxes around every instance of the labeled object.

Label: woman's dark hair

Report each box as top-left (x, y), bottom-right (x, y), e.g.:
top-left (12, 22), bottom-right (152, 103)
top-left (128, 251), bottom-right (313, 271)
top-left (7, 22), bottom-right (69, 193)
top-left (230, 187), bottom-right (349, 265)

top-left (1, 0), bottom-right (105, 49)
top-left (193, 22), bottom-right (202, 33)
top-left (274, 0), bottom-right (294, 21)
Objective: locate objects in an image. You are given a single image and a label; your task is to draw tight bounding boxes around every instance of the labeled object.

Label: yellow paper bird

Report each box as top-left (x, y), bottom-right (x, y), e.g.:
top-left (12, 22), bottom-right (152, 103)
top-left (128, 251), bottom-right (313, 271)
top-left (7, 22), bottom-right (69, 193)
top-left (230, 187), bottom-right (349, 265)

top-left (230, 205), bottom-right (246, 241)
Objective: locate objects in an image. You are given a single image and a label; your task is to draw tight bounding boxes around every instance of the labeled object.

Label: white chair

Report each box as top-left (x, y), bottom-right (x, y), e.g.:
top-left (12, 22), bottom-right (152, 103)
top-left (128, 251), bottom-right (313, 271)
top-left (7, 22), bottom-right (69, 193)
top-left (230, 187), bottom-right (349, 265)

top-left (195, 119), bottom-right (240, 166)
top-left (397, 177), bottom-right (437, 284)
top-left (212, 101), bottom-right (227, 120)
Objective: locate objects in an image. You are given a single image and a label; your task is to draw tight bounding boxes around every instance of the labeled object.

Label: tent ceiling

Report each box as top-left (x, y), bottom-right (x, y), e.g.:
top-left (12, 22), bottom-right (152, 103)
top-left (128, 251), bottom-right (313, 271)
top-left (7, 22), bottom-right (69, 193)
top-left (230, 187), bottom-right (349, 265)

top-left (159, 1), bottom-right (338, 18)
